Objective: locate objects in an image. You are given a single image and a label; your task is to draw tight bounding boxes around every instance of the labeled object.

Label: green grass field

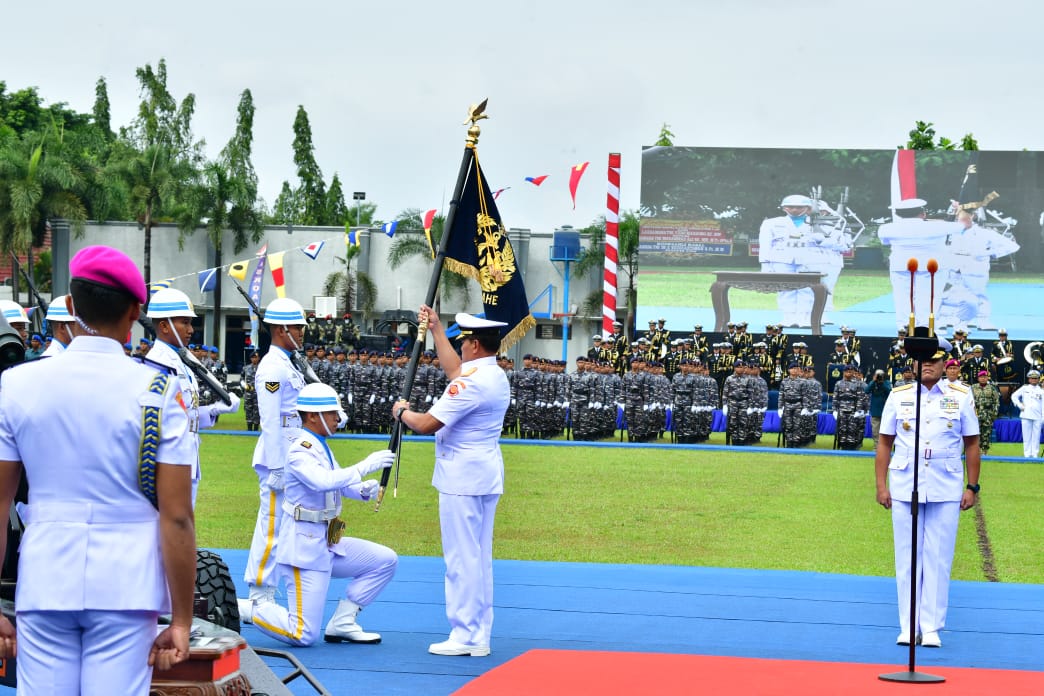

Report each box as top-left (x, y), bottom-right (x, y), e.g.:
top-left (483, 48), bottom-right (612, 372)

top-left (200, 412), bottom-right (1044, 585)
top-left (636, 269), bottom-right (1042, 311)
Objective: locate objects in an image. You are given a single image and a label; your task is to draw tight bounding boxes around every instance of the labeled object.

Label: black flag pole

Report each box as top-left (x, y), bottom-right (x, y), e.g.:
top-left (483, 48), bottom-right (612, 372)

top-left (374, 99), bottom-right (488, 512)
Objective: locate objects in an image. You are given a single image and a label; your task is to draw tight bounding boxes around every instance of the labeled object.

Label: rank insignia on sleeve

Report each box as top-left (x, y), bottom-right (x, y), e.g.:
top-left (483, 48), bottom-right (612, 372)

top-left (301, 440), bottom-right (312, 449)
top-left (448, 381), bottom-right (466, 397)
top-left (265, 382), bottom-right (280, 393)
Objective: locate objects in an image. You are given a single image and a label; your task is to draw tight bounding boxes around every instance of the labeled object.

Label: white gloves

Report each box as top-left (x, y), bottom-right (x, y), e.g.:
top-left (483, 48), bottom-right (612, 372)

top-left (213, 393), bottom-right (241, 415)
top-left (690, 405), bottom-right (697, 413)
top-left (356, 479), bottom-right (379, 501)
top-left (369, 394), bottom-right (376, 405)
top-left (426, 395), bottom-right (433, 403)
top-left (563, 401), bottom-right (570, 409)
top-left (777, 409), bottom-right (783, 417)
top-left (800, 409), bottom-right (810, 416)
top-left (746, 407), bottom-right (755, 415)
top-left (833, 411), bottom-right (838, 420)
top-left (265, 468), bottom-right (285, 491)
top-left (347, 393), bottom-right (353, 404)
top-left (722, 405), bottom-right (729, 416)
top-left (355, 450), bottom-right (394, 477)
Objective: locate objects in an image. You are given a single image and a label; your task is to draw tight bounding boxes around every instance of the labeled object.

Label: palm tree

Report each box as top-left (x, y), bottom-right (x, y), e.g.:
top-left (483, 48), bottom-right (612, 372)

top-left (324, 241), bottom-right (377, 318)
top-left (0, 129), bottom-right (88, 298)
top-left (385, 208), bottom-right (471, 313)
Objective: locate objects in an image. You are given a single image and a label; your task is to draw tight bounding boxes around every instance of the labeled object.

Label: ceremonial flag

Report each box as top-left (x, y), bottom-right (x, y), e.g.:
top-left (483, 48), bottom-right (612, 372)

top-left (382, 221), bottom-right (398, 238)
top-left (248, 248), bottom-right (268, 347)
top-left (302, 240), bottom-right (325, 259)
top-left (603, 153), bottom-right (621, 337)
top-left (268, 251), bottom-right (286, 299)
top-left (890, 149), bottom-right (917, 213)
top-left (423, 209), bottom-right (437, 260)
top-left (198, 268), bottom-right (218, 294)
top-left (525, 175), bottom-right (548, 186)
top-left (569, 161), bottom-right (589, 209)
top-left (228, 260), bottom-right (249, 281)
top-left (442, 152), bottom-right (535, 350)
top-left (346, 229), bottom-right (361, 247)
top-left (493, 186), bottom-right (510, 199)
top-left (149, 278), bottom-right (173, 297)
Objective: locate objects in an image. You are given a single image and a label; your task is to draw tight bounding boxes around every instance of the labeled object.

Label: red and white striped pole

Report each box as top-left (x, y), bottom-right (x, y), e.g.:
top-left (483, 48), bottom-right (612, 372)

top-left (603, 153), bottom-right (621, 338)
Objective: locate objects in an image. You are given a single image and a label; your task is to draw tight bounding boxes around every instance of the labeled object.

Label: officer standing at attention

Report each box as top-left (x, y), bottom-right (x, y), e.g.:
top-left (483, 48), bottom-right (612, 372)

top-left (875, 338), bottom-right (980, 648)
top-left (0, 246), bottom-right (197, 692)
top-left (243, 297), bottom-right (308, 608)
top-left (243, 349), bottom-right (261, 431)
top-left (758, 195), bottom-right (817, 327)
top-left (241, 383), bottom-right (396, 646)
top-left (147, 288), bottom-right (241, 505)
top-left (392, 307), bottom-right (510, 657)
top-left (40, 295), bottom-right (75, 356)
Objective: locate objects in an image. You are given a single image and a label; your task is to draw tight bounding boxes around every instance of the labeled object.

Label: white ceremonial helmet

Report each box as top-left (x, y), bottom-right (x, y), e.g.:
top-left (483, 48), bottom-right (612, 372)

top-left (0, 300), bottom-right (29, 325)
top-left (780, 195), bottom-right (813, 208)
top-left (263, 298), bottom-right (307, 326)
top-left (297, 382), bottom-right (348, 428)
top-left (147, 288), bottom-right (197, 318)
top-left (45, 295), bottom-right (75, 323)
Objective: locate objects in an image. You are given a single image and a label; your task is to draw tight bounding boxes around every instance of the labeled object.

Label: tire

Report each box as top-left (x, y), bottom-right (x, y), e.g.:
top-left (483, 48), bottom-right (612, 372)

top-left (196, 549), bottom-right (241, 634)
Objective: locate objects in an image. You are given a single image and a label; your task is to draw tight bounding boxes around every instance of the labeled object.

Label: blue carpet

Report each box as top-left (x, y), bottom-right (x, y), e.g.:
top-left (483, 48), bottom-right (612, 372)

top-left (218, 551), bottom-right (1044, 695)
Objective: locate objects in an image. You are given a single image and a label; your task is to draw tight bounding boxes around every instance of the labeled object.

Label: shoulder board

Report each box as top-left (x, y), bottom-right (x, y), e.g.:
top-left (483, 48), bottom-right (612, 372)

top-left (461, 367), bottom-right (477, 377)
top-left (300, 440), bottom-right (313, 449)
top-left (893, 383), bottom-right (914, 392)
top-left (134, 355), bottom-right (178, 375)
top-left (948, 383), bottom-right (969, 394)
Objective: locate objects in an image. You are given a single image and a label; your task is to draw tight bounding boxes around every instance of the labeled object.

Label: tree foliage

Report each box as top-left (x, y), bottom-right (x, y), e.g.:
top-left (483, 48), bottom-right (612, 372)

top-left (654, 122), bottom-right (675, 147)
top-left (904, 121), bottom-right (978, 151)
top-left (292, 106), bottom-right (327, 225)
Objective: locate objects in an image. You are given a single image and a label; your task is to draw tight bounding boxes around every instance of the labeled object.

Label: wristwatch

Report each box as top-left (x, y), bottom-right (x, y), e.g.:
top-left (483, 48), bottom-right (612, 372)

top-left (966, 483), bottom-right (980, 494)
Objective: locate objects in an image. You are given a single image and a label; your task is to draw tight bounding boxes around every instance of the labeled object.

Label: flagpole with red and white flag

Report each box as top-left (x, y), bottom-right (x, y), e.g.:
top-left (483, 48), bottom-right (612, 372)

top-left (891, 149), bottom-right (917, 215)
top-left (603, 153), bottom-right (621, 338)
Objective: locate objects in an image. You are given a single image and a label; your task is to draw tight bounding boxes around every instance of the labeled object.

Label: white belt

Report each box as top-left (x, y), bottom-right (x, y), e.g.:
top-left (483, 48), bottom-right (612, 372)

top-left (894, 445), bottom-right (961, 460)
top-left (23, 501), bottom-right (158, 525)
top-left (282, 500), bottom-right (338, 523)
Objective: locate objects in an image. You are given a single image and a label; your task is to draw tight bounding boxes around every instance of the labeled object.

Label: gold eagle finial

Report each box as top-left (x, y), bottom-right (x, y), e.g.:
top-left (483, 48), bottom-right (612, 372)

top-left (464, 99), bottom-right (489, 126)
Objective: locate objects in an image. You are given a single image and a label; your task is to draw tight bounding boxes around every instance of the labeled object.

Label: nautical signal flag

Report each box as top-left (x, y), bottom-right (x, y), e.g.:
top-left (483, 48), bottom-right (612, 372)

top-left (569, 162), bottom-right (589, 209)
top-left (493, 187), bottom-right (510, 199)
top-left (423, 209), bottom-right (437, 260)
top-left (149, 278), bottom-right (173, 297)
top-left (525, 175), bottom-right (548, 186)
top-left (268, 252), bottom-right (286, 299)
top-left (228, 260), bottom-right (249, 281)
top-left (442, 151), bottom-right (535, 351)
top-left (198, 268), bottom-right (218, 293)
top-left (346, 229), bottom-right (361, 247)
top-left (382, 221), bottom-right (398, 238)
top-left (302, 240), bottom-right (325, 260)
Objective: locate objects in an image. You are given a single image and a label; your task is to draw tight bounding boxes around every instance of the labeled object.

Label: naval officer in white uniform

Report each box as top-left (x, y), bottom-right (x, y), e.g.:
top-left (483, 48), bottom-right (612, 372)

top-left (875, 337), bottom-right (980, 648)
top-left (146, 288), bottom-right (241, 505)
top-left (244, 298), bottom-right (309, 606)
top-left (0, 245), bottom-right (197, 693)
top-left (40, 295), bottom-right (75, 357)
top-left (393, 308), bottom-right (510, 657)
top-left (241, 383), bottom-right (396, 646)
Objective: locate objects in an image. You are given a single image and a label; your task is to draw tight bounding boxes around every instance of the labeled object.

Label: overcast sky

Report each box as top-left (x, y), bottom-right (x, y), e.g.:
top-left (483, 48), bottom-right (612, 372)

top-left (4, 0), bottom-right (1043, 235)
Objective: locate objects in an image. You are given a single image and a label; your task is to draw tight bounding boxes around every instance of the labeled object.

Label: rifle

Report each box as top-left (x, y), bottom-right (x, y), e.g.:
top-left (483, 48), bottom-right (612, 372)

top-left (11, 253), bottom-right (48, 328)
top-left (138, 315), bottom-right (232, 406)
top-left (230, 278), bottom-right (320, 385)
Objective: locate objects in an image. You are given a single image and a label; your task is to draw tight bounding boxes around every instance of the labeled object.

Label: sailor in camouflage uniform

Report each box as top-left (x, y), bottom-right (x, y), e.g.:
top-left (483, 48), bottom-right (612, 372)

top-left (833, 364), bottom-right (869, 449)
top-left (971, 369), bottom-right (1000, 454)
top-left (692, 360), bottom-right (717, 442)
top-left (799, 364), bottom-right (822, 445)
top-left (243, 349), bottom-right (261, 431)
top-left (778, 360), bottom-right (806, 447)
top-left (722, 359), bottom-right (753, 445)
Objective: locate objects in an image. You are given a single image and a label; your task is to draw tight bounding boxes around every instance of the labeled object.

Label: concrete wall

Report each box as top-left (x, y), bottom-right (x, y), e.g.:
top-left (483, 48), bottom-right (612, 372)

top-left (55, 221), bottom-right (607, 369)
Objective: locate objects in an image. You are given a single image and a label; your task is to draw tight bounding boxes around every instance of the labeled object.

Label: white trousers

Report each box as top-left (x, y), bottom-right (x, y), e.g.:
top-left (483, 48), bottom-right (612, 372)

top-left (891, 500), bottom-right (960, 634)
top-left (17, 609), bottom-right (157, 695)
top-left (252, 538), bottom-right (397, 647)
top-left (762, 262), bottom-right (811, 325)
top-left (439, 492), bottom-right (499, 647)
top-left (1020, 418), bottom-right (1043, 458)
top-left (245, 478), bottom-right (284, 590)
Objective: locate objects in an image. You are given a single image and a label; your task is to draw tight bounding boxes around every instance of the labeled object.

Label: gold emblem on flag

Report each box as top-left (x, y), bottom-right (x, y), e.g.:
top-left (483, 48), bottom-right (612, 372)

top-left (475, 213), bottom-right (515, 292)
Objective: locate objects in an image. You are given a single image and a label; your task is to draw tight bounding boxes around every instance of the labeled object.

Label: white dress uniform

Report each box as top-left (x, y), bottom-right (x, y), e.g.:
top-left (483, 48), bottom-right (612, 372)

top-left (1010, 381), bottom-right (1044, 457)
top-left (40, 338), bottom-right (66, 357)
top-left (879, 379), bottom-right (978, 637)
top-left (0, 336), bottom-right (194, 694)
top-left (876, 217), bottom-right (960, 329)
top-left (251, 430), bottom-right (397, 646)
top-left (427, 355), bottom-right (510, 649)
top-left (943, 223), bottom-right (1019, 329)
top-left (759, 214), bottom-right (813, 326)
top-left (245, 346), bottom-right (305, 595)
top-left (147, 339), bottom-right (221, 504)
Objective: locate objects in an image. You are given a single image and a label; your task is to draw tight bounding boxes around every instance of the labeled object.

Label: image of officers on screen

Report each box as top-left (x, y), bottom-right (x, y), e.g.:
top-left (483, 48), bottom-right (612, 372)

top-left (832, 364), bottom-right (869, 450)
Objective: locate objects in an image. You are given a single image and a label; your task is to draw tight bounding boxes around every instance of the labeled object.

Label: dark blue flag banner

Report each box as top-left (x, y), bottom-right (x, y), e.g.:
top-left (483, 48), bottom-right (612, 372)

top-left (443, 151), bottom-right (535, 350)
